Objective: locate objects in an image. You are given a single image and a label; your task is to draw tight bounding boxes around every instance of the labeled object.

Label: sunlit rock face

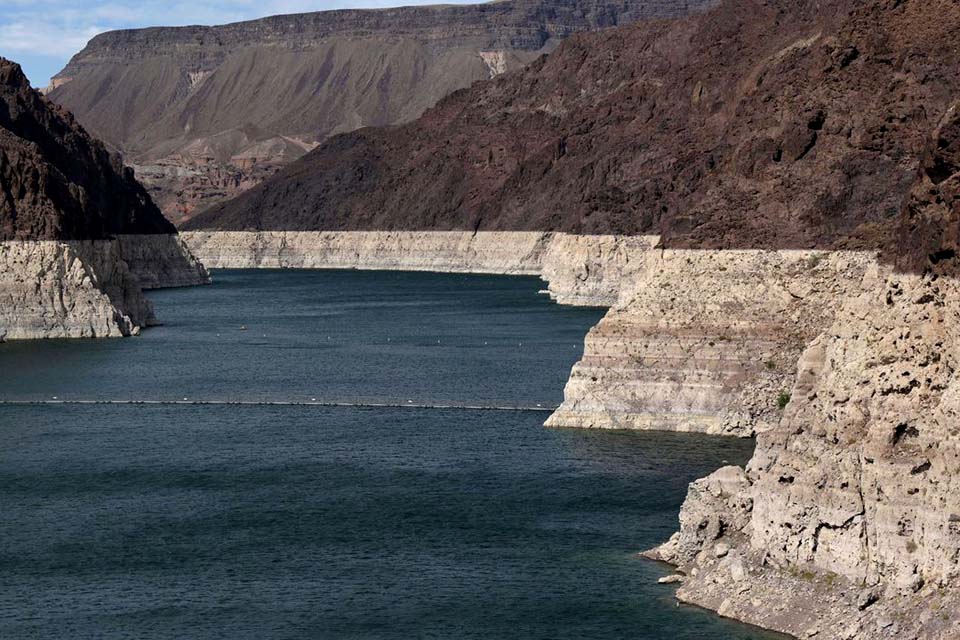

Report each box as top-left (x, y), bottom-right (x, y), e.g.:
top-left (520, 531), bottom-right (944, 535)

top-left (548, 249), bottom-right (874, 436)
top-left (47, 0), bottom-right (714, 224)
top-left (0, 57), bottom-right (208, 341)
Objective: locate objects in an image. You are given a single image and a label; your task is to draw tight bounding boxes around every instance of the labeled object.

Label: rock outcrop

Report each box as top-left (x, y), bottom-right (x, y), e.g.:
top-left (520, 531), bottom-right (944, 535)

top-left (0, 240), bottom-right (153, 340)
top-left (115, 234), bottom-right (210, 290)
top-left (643, 47), bottom-right (960, 637)
top-left (48, 0), bottom-right (714, 224)
top-left (646, 270), bottom-right (960, 639)
top-left (0, 57), bottom-right (209, 340)
top-left (547, 250), bottom-right (874, 436)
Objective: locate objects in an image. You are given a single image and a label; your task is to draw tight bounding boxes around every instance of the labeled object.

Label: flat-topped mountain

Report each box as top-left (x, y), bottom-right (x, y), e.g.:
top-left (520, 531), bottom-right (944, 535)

top-left (47, 0), bottom-right (714, 223)
top-left (188, 0), bottom-right (960, 272)
top-left (1, 59), bottom-right (173, 241)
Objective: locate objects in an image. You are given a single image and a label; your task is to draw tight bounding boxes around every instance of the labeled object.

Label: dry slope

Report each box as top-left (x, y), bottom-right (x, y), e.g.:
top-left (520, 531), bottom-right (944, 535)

top-left (188, 0), bottom-right (960, 273)
top-left (47, 0), bottom-right (714, 224)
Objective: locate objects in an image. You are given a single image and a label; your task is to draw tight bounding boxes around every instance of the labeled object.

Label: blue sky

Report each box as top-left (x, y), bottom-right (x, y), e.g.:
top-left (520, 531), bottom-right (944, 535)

top-left (0, 0), bottom-right (477, 87)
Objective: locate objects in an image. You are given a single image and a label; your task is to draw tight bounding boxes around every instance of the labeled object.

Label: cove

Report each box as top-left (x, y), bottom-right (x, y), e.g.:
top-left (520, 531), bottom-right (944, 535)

top-left (0, 270), bottom-right (786, 639)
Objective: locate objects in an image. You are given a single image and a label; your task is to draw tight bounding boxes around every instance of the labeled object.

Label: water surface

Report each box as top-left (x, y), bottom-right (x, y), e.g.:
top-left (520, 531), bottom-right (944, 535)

top-left (0, 270), bottom-right (782, 639)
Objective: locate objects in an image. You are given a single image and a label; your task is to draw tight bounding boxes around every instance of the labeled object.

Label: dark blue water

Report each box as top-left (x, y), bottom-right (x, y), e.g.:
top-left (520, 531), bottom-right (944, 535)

top-left (0, 270), bottom-right (782, 639)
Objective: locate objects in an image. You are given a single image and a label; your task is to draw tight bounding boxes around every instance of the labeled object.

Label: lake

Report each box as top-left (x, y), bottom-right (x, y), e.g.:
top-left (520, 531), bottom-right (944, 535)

top-left (0, 270), bottom-right (782, 639)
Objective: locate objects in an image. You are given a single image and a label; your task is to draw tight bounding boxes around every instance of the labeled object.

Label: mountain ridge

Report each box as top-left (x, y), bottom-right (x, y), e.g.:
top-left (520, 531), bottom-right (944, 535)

top-left (186, 0), bottom-right (960, 274)
top-left (47, 0), bottom-right (714, 223)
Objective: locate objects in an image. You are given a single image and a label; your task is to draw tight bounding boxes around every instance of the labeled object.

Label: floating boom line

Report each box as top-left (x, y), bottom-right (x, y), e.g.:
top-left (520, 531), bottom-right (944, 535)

top-left (0, 399), bottom-right (557, 413)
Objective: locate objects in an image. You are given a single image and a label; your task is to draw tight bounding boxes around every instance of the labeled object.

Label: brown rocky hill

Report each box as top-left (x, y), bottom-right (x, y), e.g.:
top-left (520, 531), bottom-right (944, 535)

top-left (47, 0), bottom-right (714, 224)
top-left (187, 0), bottom-right (960, 270)
top-left (0, 58), bottom-right (174, 241)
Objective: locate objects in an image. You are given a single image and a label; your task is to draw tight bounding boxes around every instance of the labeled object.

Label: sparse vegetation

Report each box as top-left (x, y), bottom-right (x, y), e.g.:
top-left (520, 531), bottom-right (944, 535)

top-left (777, 392), bottom-right (791, 410)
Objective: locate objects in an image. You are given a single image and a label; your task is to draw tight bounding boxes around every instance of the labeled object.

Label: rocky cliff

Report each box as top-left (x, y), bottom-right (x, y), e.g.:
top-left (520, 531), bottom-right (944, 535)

top-left (645, 268), bottom-right (960, 639)
top-left (546, 249), bottom-right (875, 437)
top-left (188, 0), bottom-right (959, 269)
top-left (181, 1), bottom-right (960, 637)
top-left (181, 230), bottom-right (657, 307)
top-left (48, 0), bottom-right (714, 224)
top-left (637, 31), bottom-right (960, 636)
top-left (0, 57), bottom-right (209, 340)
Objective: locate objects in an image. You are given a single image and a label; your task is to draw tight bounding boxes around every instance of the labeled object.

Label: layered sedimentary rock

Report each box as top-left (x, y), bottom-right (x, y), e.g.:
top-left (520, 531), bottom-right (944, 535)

top-left (646, 270), bottom-right (960, 639)
top-left (546, 250), bottom-right (874, 436)
top-left (0, 57), bottom-right (209, 340)
top-left (642, 67), bottom-right (960, 638)
top-left (181, 230), bottom-right (658, 307)
top-left (48, 0), bottom-right (713, 224)
top-left (0, 241), bottom-right (153, 340)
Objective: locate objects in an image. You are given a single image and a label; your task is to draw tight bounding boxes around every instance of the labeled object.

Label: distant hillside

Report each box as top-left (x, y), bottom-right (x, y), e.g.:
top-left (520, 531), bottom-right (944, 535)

top-left (186, 0), bottom-right (960, 271)
top-left (47, 0), bottom-right (713, 223)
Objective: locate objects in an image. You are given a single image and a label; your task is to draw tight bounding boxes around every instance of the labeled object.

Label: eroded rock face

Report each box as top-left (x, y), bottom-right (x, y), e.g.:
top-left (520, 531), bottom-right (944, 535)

top-left (894, 104), bottom-right (960, 274)
top-left (648, 270), bottom-right (960, 639)
top-left (0, 57), bottom-right (209, 340)
top-left (752, 271), bottom-right (960, 595)
top-left (0, 59), bottom-right (173, 241)
top-left (47, 0), bottom-right (713, 224)
top-left (115, 234), bottom-right (211, 290)
top-left (187, 0), bottom-right (960, 275)
top-left (180, 230), bottom-right (657, 307)
top-left (547, 250), bottom-right (874, 436)
top-left (0, 241), bottom-right (153, 340)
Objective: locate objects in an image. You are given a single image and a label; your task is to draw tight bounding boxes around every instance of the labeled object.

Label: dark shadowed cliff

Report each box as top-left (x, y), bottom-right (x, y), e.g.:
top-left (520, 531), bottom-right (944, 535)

top-left (187, 0), bottom-right (960, 270)
top-left (48, 0), bottom-right (714, 223)
top-left (0, 58), bottom-right (174, 241)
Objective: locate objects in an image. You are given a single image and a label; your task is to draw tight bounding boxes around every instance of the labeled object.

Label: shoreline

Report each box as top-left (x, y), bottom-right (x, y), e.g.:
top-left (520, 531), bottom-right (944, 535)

top-left (182, 230), bottom-right (960, 639)
top-left (10, 229), bottom-right (956, 638)
top-left (0, 235), bottom-right (209, 341)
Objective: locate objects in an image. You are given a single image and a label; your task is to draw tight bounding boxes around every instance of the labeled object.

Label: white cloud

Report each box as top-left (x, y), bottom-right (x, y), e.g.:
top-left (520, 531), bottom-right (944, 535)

top-left (0, 21), bottom-right (107, 57)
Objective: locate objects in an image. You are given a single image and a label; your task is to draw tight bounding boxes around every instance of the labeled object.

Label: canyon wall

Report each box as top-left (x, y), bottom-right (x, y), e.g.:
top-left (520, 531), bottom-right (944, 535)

top-left (0, 240), bottom-right (152, 340)
top-left (547, 250), bottom-right (875, 437)
top-left (181, 230), bottom-right (657, 307)
top-left (48, 0), bottom-right (713, 224)
top-left (646, 269), bottom-right (960, 639)
top-left (0, 57), bottom-right (210, 341)
top-left (0, 236), bottom-right (210, 341)
top-left (187, 0), bottom-right (960, 272)
top-left (115, 234), bottom-right (211, 290)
